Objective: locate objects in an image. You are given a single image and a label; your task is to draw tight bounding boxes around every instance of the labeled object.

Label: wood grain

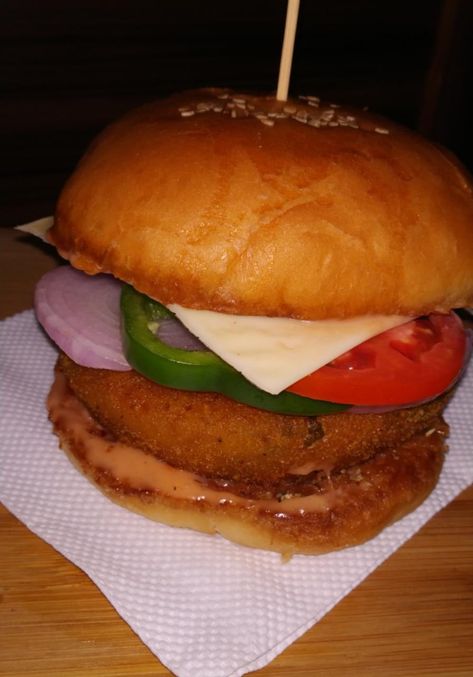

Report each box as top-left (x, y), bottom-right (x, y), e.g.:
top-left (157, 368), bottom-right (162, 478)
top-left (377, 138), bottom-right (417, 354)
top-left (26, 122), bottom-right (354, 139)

top-left (1, 227), bottom-right (472, 676)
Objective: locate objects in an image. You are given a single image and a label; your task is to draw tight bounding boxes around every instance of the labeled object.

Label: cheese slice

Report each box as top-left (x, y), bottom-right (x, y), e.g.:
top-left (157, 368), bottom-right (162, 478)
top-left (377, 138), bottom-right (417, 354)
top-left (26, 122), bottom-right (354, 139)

top-left (168, 304), bottom-right (410, 395)
top-left (15, 216), bottom-right (54, 242)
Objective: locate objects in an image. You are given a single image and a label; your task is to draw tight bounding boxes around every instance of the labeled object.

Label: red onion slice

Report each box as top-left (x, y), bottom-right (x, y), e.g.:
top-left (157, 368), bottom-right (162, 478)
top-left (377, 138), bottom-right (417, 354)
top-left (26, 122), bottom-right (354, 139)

top-left (35, 266), bottom-right (131, 371)
top-left (156, 317), bottom-right (207, 351)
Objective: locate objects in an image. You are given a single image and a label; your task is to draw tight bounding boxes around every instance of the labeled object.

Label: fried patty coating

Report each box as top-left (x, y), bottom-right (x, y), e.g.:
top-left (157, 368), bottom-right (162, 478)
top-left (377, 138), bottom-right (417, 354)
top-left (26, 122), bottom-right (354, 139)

top-left (57, 353), bottom-right (449, 487)
top-left (49, 370), bottom-right (447, 555)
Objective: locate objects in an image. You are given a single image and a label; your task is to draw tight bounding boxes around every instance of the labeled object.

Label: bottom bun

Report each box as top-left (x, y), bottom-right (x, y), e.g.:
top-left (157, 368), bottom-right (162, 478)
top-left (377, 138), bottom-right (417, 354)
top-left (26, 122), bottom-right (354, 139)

top-left (48, 371), bottom-right (447, 557)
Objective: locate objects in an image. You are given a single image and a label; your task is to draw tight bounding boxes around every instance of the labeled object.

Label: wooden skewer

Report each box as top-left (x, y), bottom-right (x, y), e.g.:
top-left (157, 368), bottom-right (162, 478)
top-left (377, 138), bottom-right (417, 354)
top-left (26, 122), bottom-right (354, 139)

top-left (276, 0), bottom-right (300, 101)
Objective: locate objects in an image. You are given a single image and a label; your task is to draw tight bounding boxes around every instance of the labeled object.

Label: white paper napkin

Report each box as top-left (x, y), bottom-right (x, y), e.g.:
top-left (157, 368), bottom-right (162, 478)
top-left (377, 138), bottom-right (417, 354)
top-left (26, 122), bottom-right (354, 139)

top-left (1, 310), bottom-right (472, 677)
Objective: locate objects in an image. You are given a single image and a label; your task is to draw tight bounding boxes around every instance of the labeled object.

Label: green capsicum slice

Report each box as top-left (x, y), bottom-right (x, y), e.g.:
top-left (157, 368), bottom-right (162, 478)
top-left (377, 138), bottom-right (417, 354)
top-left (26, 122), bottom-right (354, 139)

top-left (120, 284), bottom-right (349, 415)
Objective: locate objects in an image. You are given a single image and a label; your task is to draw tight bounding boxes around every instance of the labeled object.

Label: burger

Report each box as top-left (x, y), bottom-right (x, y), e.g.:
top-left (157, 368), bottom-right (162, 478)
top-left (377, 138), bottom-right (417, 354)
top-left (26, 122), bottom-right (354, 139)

top-left (33, 88), bottom-right (473, 556)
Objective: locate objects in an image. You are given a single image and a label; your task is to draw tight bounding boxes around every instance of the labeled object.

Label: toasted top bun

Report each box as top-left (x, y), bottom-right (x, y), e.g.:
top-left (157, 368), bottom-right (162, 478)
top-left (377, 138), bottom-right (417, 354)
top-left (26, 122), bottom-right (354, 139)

top-left (51, 88), bottom-right (473, 320)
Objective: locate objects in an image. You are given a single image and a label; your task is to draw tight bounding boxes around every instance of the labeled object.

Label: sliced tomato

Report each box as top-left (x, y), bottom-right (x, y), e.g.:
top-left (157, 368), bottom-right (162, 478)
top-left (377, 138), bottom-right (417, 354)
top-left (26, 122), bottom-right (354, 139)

top-left (287, 313), bottom-right (467, 406)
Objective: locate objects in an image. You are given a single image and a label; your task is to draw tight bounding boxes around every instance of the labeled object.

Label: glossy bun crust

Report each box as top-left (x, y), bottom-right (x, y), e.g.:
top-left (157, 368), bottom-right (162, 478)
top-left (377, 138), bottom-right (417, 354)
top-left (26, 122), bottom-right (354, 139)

top-left (51, 88), bottom-right (473, 319)
top-left (59, 430), bottom-right (445, 557)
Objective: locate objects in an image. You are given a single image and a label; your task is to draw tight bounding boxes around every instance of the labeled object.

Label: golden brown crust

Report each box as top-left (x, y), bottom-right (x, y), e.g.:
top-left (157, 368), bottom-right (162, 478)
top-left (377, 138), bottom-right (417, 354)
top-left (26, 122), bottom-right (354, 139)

top-left (58, 352), bottom-right (449, 488)
top-left (51, 378), bottom-right (446, 556)
top-left (51, 88), bottom-right (473, 319)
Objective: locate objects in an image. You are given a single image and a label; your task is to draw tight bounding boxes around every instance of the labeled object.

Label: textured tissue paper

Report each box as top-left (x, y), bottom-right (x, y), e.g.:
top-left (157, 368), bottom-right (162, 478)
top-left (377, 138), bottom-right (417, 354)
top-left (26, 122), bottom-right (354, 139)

top-left (1, 310), bottom-right (472, 677)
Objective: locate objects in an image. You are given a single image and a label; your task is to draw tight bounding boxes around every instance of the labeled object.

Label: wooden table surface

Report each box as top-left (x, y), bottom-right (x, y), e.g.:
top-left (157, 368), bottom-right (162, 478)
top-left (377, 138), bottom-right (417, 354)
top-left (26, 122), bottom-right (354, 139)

top-left (1, 227), bottom-right (472, 676)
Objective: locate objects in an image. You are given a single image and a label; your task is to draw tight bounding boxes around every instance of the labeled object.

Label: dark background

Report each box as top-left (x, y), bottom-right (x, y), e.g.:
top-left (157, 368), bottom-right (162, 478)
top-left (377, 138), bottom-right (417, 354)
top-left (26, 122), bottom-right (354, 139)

top-left (2, 0), bottom-right (473, 227)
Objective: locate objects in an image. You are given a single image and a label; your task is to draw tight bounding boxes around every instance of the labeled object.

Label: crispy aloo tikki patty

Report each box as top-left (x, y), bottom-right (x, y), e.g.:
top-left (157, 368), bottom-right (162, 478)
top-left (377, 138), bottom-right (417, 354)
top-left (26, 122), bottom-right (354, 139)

top-left (57, 352), bottom-right (449, 495)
